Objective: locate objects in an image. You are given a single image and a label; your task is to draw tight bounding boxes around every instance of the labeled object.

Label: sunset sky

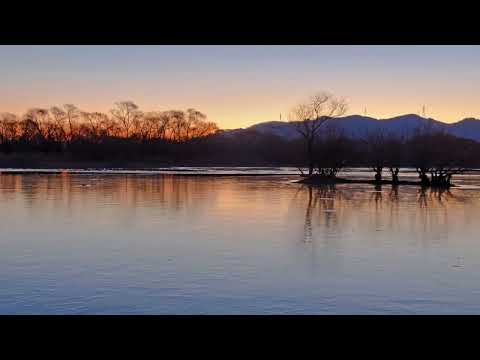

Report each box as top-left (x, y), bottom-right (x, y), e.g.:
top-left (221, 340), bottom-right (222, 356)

top-left (1, 45), bottom-right (480, 129)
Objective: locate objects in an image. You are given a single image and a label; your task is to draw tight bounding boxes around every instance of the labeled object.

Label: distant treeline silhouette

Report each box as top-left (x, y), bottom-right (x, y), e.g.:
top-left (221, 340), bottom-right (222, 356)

top-left (0, 101), bottom-right (220, 165)
top-left (1, 98), bottom-right (479, 187)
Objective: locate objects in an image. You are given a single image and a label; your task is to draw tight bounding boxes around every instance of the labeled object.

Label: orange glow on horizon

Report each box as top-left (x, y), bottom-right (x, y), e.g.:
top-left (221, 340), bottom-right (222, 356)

top-left (3, 100), bottom-right (479, 131)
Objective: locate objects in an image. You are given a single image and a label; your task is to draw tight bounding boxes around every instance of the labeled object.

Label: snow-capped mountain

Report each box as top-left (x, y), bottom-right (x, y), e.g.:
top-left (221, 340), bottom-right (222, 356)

top-left (220, 114), bottom-right (480, 142)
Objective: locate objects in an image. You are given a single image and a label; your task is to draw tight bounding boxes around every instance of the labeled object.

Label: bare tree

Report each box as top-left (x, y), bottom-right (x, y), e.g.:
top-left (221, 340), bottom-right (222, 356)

top-left (187, 109), bottom-right (218, 139)
top-left (0, 113), bottom-right (18, 143)
top-left (428, 133), bottom-right (470, 187)
top-left (168, 110), bottom-right (188, 142)
top-left (50, 106), bottom-right (68, 143)
top-left (314, 126), bottom-right (351, 178)
top-left (24, 108), bottom-right (51, 142)
top-left (80, 112), bottom-right (111, 142)
top-left (64, 104), bottom-right (80, 142)
top-left (0, 113), bottom-right (19, 153)
top-left (363, 129), bottom-right (405, 184)
top-left (144, 111), bottom-right (170, 140)
top-left (364, 129), bottom-right (387, 184)
top-left (384, 134), bottom-right (405, 184)
top-left (408, 128), bottom-right (470, 187)
top-left (289, 92), bottom-right (347, 176)
top-left (110, 101), bottom-right (142, 138)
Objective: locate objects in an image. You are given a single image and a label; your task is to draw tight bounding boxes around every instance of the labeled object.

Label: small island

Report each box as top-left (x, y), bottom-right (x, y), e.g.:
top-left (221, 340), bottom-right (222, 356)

top-left (288, 93), bottom-right (472, 189)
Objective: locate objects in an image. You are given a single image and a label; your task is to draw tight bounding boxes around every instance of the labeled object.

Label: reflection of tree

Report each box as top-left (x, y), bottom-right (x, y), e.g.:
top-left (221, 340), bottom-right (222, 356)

top-left (0, 174), bottom-right (20, 201)
top-left (295, 181), bottom-right (475, 248)
top-left (301, 184), bottom-right (344, 242)
top-left (367, 185), bottom-right (400, 208)
top-left (368, 185), bottom-right (394, 231)
top-left (302, 185), bottom-right (410, 242)
top-left (20, 174), bottom-right (41, 209)
top-left (416, 187), bottom-right (467, 208)
top-left (1, 174), bottom-right (218, 225)
top-left (369, 184), bottom-right (383, 210)
top-left (389, 185), bottom-right (399, 202)
top-left (304, 187), bottom-right (314, 242)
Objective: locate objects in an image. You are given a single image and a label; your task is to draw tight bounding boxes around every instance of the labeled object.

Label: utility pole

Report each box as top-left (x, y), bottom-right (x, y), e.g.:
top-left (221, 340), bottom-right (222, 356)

top-left (422, 105), bottom-right (426, 118)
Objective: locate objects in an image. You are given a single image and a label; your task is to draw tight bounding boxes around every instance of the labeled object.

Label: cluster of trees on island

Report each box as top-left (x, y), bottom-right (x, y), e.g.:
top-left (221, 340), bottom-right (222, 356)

top-left (0, 96), bottom-right (478, 188)
top-left (288, 93), bottom-right (476, 188)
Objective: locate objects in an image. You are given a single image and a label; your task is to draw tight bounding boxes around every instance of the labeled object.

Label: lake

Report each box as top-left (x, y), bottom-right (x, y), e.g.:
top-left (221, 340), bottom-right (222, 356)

top-left (1, 169), bottom-right (480, 314)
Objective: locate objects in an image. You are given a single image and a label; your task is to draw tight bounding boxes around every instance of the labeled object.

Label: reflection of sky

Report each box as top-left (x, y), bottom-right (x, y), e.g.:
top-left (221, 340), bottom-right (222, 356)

top-left (1, 174), bottom-right (480, 313)
top-left (1, 45), bottom-right (480, 128)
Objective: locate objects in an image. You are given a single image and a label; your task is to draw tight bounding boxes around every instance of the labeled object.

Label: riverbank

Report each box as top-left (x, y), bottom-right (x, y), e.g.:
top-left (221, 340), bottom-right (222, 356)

top-left (0, 153), bottom-right (300, 169)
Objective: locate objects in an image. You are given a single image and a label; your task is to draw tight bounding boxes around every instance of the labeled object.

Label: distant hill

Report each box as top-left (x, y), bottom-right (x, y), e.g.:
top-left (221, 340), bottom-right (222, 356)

top-left (219, 114), bottom-right (480, 142)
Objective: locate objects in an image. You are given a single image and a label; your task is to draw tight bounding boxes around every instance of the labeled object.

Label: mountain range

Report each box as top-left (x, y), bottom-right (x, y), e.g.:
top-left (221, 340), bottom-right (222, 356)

top-left (220, 114), bottom-right (480, 142)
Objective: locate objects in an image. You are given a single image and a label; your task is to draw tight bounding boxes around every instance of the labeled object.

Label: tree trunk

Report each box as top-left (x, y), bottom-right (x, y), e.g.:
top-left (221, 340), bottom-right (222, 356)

top-left (390, 167), bottom-right (400, 185)
top-left (417, 168), bottom-right (430, 186)
top-left (307, 138), bottom-right (314, 176)
top-left (374, 166), bottom-right (383, 184)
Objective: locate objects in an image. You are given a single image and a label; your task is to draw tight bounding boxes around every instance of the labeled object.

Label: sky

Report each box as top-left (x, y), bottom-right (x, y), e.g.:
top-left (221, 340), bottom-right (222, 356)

top-left (1, 45), bottom-right (480, 129)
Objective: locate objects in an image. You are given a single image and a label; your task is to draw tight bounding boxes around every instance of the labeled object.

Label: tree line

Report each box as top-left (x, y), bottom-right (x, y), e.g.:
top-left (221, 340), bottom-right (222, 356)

top-left (0, 101), bottom-right (219, 163)
top-left (0, 101), bottom-right (218, 149)
top-left (0, 96), bottom-right (479, 188)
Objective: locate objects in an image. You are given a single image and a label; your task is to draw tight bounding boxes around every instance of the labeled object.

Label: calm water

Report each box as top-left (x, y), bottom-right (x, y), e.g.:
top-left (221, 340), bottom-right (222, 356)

top-left (1, 170), bottom-right (480, 314)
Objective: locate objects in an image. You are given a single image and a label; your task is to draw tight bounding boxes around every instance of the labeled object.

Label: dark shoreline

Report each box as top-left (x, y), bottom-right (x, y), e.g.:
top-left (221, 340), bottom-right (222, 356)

top-left (298, 176), bottom-right (420, 185)
top-left (0, 167), bottom-right (476, 188)
top-left (0, 170), bottom-right (458, 188)
top-left (297, 176), bottom-right (459, 188)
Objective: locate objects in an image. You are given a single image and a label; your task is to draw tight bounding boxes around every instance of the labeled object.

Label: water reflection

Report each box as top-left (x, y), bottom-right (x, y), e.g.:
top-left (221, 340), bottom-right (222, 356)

top-left (300, 185), bottom-right (344, 242)
top-left (1, 174), bottom-right (477, 245)
top-left (297, 183), bottom-right (475, 245)
top-left (417, 187), bottom-right (469, 207)
top-left (0, 173), bottom-right (221, 212)
top-left (1, 173), bottom-right (480, 314)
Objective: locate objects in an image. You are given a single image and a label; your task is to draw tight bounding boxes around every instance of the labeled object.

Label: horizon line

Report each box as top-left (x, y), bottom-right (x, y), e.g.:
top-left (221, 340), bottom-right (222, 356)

top-left (224, 113), bottom-right (479, 131)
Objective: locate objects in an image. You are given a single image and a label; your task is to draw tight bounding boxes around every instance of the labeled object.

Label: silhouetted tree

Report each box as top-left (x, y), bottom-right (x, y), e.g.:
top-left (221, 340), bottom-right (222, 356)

top-left (408, 129), bottom-right (471, 187)
top-left (364, 129), bottom-right (388, 184)
top-left (384, 135), bottom-right (405, 184)
top-left (64, 104), bottom-right (80, 142)
top-left (110, 101), bottom-right (142, 138)
top-left (289, 92), bottom-right (347, 176)
top-left (0, 113), bottom-right (18, 153)
top-left (313, 127), bottom-right (351, 178)
top-left (364, 129), bottom-right (405, 184)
